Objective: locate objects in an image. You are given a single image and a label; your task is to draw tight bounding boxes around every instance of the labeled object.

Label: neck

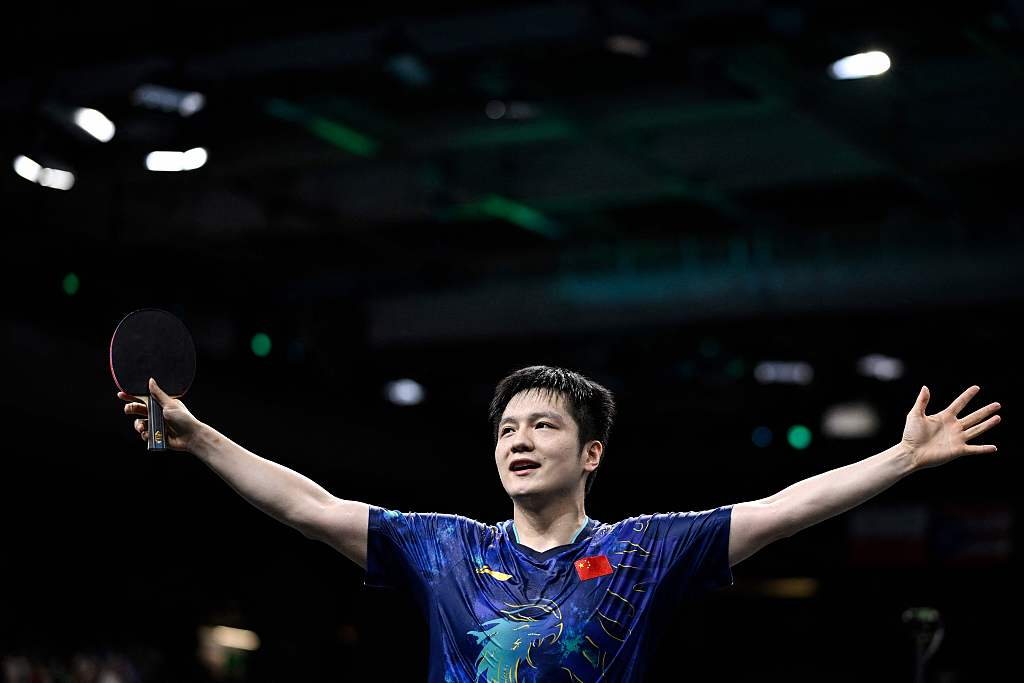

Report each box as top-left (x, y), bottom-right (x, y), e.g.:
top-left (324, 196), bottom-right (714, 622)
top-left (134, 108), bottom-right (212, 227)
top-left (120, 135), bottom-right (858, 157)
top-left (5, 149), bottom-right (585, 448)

top-left (511, 494), bottom-right (587, 553)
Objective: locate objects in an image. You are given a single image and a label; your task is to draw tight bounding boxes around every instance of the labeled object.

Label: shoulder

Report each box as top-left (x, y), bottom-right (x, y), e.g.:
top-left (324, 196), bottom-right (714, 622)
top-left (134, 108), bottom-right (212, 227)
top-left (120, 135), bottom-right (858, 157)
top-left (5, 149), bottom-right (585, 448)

top-left (595, 507), bottom-right (733, 539)
top-left (370, 506), bottom-right (498, 540)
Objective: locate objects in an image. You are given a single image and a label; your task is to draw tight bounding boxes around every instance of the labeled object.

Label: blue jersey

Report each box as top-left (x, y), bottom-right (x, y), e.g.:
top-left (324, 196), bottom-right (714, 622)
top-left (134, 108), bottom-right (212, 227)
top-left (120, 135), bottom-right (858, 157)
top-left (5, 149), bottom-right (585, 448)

top-left (365, 505), bottom-right (733, 682)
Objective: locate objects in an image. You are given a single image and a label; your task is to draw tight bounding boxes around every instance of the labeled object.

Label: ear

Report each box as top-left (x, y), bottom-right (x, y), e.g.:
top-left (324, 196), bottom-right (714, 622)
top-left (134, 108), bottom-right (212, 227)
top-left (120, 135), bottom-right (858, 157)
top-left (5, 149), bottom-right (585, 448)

top-left (582, 441), bottom-right (603, 472)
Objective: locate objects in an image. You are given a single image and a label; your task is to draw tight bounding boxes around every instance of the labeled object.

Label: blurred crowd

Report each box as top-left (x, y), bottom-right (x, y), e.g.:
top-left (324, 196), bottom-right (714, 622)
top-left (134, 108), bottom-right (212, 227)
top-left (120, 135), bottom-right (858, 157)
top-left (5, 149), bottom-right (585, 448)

top-left (2, 652), bottom-right (147, 683)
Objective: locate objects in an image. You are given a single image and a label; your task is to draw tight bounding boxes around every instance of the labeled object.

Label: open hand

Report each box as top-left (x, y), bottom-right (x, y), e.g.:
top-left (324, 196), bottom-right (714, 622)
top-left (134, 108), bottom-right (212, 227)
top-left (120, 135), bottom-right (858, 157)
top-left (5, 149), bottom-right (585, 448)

top-left (901, 385), bottom-right (1001, 471)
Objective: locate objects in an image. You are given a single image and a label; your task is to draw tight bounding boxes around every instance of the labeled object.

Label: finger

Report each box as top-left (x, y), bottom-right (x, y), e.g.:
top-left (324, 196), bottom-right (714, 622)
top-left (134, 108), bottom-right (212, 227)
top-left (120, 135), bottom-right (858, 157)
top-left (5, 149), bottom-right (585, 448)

top-left (149, 377), bottom-right (172, 403)
top-left (963, 414), bottom-right (1001, 441)
top-left (135, 418), bottom-right (148, 434)
top-left (963, 444), bottom-right (997, 455)
top-left (118, 391), bottom-right (142, 403)
top-left (124, 402), bottom-right (148, 416)
top-left (947, 385), bottom-right (981, 417)
top-left (912, 386), bottom-right (930, 416)
top-left (959, 402), bottom-right (1001, 430)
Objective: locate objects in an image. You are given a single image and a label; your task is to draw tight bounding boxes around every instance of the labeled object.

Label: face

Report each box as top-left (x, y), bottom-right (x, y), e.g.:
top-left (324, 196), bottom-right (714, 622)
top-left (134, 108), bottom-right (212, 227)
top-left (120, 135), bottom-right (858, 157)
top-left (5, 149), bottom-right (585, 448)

top-left (494, 389), bottom-right (601, 503)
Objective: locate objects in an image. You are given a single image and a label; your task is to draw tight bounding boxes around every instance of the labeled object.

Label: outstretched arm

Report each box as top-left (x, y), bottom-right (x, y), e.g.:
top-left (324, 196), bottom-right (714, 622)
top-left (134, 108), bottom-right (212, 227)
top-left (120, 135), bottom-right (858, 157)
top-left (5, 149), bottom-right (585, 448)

top-left (728, 385), bottom-right (1001, 567)
top-left (120, 379), bottom-right (370, 569)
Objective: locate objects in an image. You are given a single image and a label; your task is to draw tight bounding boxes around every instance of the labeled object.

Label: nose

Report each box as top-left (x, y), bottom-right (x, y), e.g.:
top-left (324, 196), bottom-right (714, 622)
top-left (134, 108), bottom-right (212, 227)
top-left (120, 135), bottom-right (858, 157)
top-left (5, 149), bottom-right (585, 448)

top-left (510, 430), bottom-right (533, 453)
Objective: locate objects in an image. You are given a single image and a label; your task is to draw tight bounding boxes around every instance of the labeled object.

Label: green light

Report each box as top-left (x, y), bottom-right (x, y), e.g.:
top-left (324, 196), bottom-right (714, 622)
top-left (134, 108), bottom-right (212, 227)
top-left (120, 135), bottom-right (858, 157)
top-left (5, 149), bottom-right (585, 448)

top-left (725, 358), bottom-right (745, 378)
top-left (265, 98), bottom-right (378, 157)
top-left (787, 425), bottom-right (812, 450)
top-left (62, 272), bottom-right (80, 296)
top-left (308, 117), bottom-right (378, 157)
top-left (451, 194), bottom-right (562, 238)
top-left (250, 333), bottom-right (272, 357)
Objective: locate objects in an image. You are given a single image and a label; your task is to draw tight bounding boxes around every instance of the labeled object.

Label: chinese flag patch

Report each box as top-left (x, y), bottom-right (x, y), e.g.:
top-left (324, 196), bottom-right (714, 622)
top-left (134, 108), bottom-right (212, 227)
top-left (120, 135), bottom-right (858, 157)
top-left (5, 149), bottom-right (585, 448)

top-left (575, 555), bottom-right (613, 581)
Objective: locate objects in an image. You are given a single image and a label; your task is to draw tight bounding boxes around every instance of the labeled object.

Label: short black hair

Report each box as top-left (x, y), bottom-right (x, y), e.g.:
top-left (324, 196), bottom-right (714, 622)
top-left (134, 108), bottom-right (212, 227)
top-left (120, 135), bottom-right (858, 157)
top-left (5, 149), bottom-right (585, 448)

top-left (489, 365), bottom-right (616, 496)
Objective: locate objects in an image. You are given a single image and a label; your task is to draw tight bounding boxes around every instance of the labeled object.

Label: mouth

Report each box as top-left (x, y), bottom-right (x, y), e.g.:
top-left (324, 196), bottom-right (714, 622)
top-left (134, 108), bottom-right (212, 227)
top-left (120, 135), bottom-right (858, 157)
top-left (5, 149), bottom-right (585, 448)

top-left (509, 459), bottom-right (541, 476)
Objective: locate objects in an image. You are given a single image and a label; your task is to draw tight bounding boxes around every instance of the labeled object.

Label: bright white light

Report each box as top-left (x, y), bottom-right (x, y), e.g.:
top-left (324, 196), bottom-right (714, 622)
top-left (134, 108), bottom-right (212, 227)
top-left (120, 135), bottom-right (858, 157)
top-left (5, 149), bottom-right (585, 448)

top-left (822, 401), bottom-right (881, 439)
top-left (13, 155), bottom-right (41, 182)
top-left (828, 51), bottom-right (891, 80)
top-left (183, 147), bottom-right (208, 170)
top-left (386, 379), bottom-right (424, 406)
top-left (37, 167), bottom-right (75, 190)
top-left (73, 107), bottom-right (115, 142)
top-left (857, 353), bottom-right (905, 381)
top-left (13, 155), bottom-right (74, 190)
top-left (146, 147), bottom-right (208, 172)
top-left (754, 361), bottom-right (814, 385)
top-left (208, 626), bottom-right (260, 651)
top-left (146, 151), bottom-right (183, 172)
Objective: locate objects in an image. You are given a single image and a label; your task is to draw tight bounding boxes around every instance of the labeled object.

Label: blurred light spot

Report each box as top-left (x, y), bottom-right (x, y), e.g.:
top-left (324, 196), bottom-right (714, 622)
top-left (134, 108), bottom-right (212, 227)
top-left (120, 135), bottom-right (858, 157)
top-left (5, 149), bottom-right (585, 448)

top-left (753, 577), bottom-right (818, 599)
top-left (13, 155), bottom-right (41, 182)
top-left (387, 53), bottom-right (432, 87)
top-left (133, 83), bottom-right (206, 116)
top-left (207, 625), bottom-right (260, 651)
top-left (822, 401), bottom-right (881, 439)
top-left (751, 426), bottom-right (773, 448)
top-left (14, 155), bottom-right (75, 189)
top-left (857, 353), bottom-right (905, 381)
top-left (485, 100), bottom-right (506, 120)
top-left (73, 107), bottom-right (115, 142)
top-left (37, 167), bottom-right (76, 190)
top-left (787, 425), bottom-right (812, 450)
top-left (504, 101), bottom-right (537, 120)
top-left (754, 361), bottom-right (814, 385)
top-left (605, 35), bottom-right (649, 58)
top-left (179, 92), bottom-right (206, 116)
top-left (828, 51), bottom-right (891, 80)
top-left (145, 147), bottom-right (208, 172)
top-left (62, 272), bottom-right (80, 296)
top-left (250, 333), bottom-right (272, 357)
top-left (386, 379), bottom-right (424, 406)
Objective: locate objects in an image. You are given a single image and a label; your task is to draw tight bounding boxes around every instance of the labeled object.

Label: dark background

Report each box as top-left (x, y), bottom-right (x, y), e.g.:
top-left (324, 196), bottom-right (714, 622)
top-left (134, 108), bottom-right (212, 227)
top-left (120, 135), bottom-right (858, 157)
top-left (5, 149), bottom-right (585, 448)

top-left (1, 2), bottom-right (1020, 681)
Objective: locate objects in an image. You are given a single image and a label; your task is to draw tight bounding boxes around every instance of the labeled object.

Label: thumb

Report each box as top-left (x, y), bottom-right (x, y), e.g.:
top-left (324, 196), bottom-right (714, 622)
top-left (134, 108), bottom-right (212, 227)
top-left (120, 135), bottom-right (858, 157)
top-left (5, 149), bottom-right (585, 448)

top-left (912, 385), bottom-right (930, 416)
top-left (149, 377), bottom-right (171, 403)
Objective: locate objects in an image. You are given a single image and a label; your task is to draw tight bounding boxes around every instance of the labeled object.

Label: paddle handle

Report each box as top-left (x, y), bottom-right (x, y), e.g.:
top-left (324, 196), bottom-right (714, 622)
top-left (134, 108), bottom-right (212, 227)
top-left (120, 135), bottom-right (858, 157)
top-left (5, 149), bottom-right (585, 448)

top-left (147, 393), bottom-right (168, 451)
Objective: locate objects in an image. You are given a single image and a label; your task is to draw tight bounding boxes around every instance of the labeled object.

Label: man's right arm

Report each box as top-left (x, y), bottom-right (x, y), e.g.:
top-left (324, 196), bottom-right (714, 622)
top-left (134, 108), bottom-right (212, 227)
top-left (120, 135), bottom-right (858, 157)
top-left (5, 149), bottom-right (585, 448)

top-left (121, 380), bottom-right (369, 569)
top-left (190, 425), bottom-right (370, 569)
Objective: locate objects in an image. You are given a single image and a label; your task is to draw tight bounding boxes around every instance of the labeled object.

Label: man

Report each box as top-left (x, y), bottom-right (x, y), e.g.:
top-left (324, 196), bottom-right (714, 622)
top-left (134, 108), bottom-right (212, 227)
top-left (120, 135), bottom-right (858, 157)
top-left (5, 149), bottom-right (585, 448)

top-left (118, 365), bottom-right (1001, 682)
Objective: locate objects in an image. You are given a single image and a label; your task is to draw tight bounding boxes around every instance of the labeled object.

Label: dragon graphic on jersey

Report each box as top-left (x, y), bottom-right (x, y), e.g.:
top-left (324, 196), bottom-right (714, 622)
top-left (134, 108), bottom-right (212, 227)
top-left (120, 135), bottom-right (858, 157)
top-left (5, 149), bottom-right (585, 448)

top-left (466, 599), bottom-right (563, 683)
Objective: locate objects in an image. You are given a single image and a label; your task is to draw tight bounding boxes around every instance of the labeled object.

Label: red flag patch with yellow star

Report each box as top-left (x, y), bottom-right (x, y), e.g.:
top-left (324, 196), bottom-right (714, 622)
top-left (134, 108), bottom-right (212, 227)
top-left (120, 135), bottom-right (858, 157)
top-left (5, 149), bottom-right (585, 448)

top-left (575, 555), bottom-right (613, 581)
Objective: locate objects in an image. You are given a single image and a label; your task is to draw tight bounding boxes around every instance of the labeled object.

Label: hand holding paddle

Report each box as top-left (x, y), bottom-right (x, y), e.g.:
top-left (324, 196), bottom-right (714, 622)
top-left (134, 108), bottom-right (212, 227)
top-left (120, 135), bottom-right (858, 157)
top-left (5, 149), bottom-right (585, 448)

top-left (119, 379), bottom-right (204, 451)
top-left (110, 308), bottom-right (198, 451)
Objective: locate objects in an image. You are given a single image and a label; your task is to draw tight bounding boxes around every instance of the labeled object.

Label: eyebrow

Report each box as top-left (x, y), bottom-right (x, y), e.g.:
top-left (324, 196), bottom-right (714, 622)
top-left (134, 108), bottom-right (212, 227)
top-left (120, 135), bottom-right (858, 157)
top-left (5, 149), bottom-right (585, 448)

top-left (499, 411), bottom-right (564, 427)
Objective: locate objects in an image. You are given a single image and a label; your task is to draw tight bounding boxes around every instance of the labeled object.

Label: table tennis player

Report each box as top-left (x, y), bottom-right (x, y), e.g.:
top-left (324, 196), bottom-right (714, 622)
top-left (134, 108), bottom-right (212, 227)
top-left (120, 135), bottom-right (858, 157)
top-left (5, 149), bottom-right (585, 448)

top-left (118, 365), bottom-right (1001, 682)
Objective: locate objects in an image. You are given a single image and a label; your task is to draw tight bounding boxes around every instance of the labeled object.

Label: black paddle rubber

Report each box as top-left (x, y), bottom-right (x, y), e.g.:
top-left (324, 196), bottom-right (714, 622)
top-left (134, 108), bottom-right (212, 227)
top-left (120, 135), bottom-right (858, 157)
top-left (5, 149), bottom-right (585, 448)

top-left (110, 309), bottom-right (196, 451)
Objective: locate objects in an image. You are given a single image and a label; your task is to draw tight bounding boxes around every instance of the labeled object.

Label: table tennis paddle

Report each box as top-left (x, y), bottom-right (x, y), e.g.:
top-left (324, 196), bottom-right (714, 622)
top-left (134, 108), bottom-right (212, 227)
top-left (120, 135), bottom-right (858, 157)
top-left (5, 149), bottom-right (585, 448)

top-left (110, 308), bottom-right (196, 451)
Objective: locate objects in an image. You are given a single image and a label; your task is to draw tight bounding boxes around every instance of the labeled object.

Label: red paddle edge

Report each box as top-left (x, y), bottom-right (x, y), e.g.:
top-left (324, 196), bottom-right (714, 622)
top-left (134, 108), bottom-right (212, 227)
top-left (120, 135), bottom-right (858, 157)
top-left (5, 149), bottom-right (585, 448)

top-left (109, 324), bottom-right (129, 396)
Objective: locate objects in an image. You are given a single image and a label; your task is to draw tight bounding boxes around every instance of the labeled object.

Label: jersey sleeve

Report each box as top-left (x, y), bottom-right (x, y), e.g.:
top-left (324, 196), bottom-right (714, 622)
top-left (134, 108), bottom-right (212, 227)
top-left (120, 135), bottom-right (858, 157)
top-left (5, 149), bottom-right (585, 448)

top-left (364, 505), bottom-right (488, 593)
top-left (641, 505), bottom-right (734, 597)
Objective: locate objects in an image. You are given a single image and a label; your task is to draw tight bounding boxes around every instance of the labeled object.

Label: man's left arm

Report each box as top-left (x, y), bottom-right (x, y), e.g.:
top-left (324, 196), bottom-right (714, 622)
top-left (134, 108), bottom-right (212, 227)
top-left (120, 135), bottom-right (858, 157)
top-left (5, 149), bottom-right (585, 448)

top-left (728, 385), bottom-right (1002, 567)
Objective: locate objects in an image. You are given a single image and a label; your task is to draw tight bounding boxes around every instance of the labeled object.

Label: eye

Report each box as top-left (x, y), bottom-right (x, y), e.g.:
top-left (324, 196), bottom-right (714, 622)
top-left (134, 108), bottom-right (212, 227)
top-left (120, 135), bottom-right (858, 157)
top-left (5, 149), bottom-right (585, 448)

top-left (536, 422), bottom-right (552, 429)
top-left (500, 426), bottom-right (514, 435)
